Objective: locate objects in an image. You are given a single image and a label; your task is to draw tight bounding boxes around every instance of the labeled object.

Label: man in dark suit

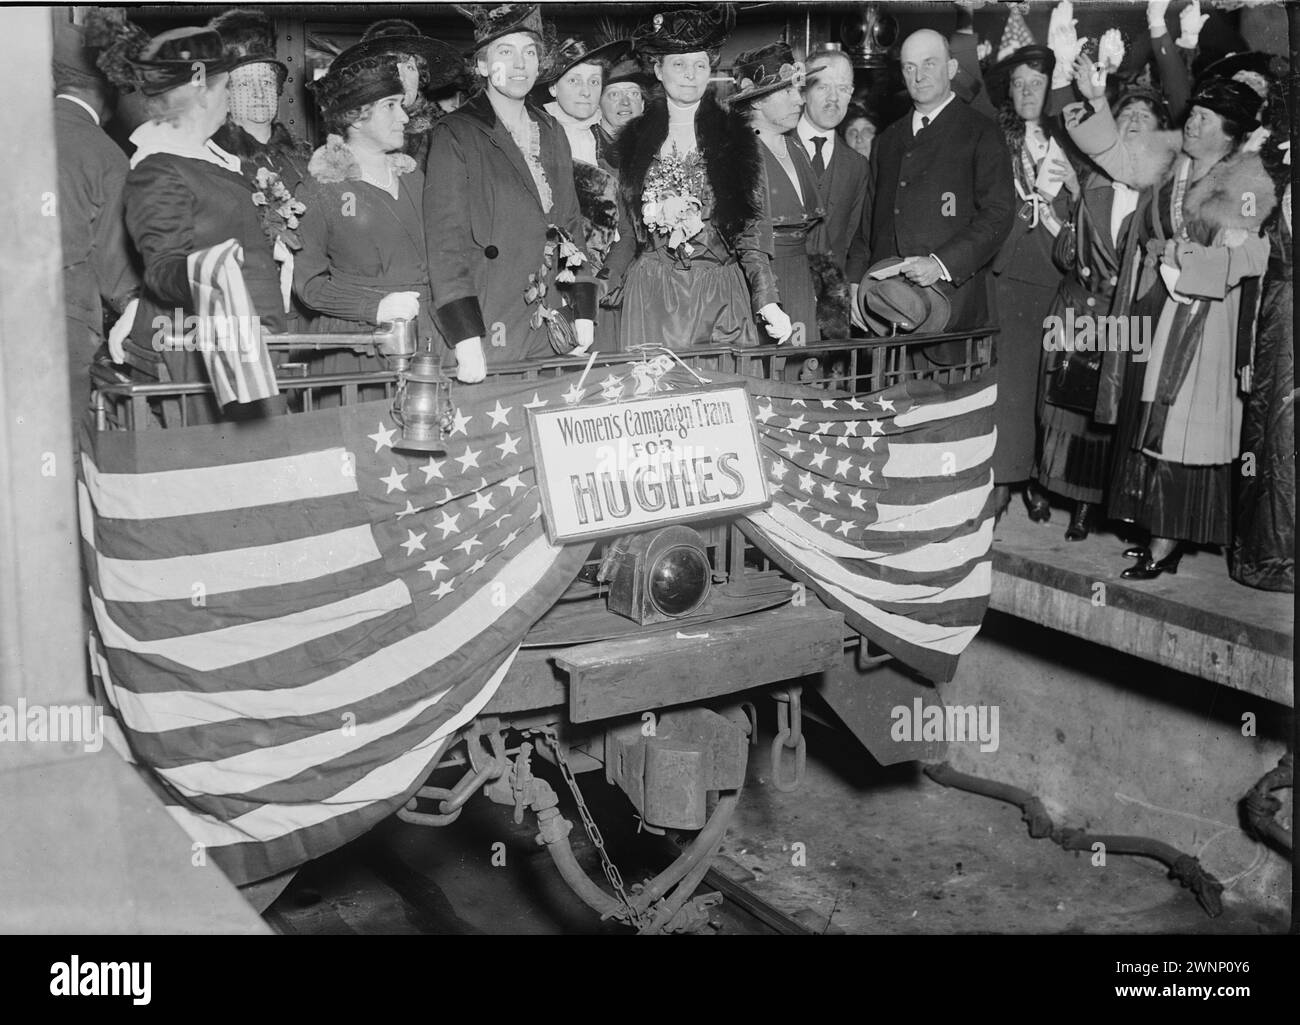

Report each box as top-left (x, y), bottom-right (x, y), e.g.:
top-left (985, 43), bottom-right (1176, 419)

top-left (856, 28), bottom-right (1014, 365)
top-left (52, 19), bottom-right (139, 420)
top-left (796, 48), bottom-right (871, 333)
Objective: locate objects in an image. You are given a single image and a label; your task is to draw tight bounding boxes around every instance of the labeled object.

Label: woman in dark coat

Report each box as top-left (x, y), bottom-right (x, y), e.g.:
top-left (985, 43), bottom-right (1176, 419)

top-left (295, 43), bottom-right (453, 403)
top-left (984, 45), bottom-right (1076, 517)
top-left (1230, 109), bottom-right (1293, 592)
top-left (425, 4), bottom-right (598, 381)
top-left (1069, 66), bottom-right (1274, 580)
top-left (729, 43), bottom-right (825, 346)
top-left (604, 7), bottom-right (790, 350)
top-left (106, 21), bottom-right (286, 425)
top-left (1036, 89), bottom-right (1171, 540)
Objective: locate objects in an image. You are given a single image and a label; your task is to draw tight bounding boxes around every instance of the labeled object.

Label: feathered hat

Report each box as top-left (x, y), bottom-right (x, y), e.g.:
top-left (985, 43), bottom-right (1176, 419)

top-left (307, 41), bottom-right (405, 117)
top-left (207, 10), bottom-right (287, 86)
top-left (540, 33), bottom-right (631, 85)
top-left (455, 4), bottom-right (544, 58)
top-left (632, 5), bottom-right (735, 57)
top-left (85, 10), bottom-right (235, 96)
top-left (346, 18), bottom-right (463, 91)
top-left (728, 41), bottom-right (819, 106)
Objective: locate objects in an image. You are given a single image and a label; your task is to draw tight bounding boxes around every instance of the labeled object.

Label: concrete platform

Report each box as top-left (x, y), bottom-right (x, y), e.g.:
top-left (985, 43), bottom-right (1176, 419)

top-left (988, 502), bottom-right (1292, 705)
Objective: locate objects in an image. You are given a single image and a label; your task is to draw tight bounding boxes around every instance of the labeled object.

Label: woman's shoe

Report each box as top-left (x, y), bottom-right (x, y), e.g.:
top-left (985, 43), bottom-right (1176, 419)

top-left (1121, 548), bottom-right (1183, 580)
top-left (1023, 483), bottom-right (1051, 523)
top-left (1065, 502), bottom-right (1091, 541)
top-left (1123, 545), bottom-right (1150, 560)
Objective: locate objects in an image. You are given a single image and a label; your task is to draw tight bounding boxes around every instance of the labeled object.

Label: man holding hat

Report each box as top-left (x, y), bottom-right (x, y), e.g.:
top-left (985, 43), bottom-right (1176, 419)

top-left (859, 28), bottom-right (1014, 366)
top-left (52, 11), bottom-right (140, 420)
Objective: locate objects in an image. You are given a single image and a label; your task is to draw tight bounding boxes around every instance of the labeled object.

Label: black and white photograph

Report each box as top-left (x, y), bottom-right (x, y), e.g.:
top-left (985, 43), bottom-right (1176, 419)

top-left (0, 0), bottom-right (1294, 999)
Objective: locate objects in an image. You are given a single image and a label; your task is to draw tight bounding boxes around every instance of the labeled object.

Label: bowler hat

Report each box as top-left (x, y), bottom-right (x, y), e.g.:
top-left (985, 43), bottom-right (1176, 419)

top-left (859, 260), bottom-right (951, 335)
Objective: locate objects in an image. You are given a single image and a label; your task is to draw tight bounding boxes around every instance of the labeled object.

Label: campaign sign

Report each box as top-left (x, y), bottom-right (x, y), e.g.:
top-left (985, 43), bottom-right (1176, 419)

top-left (527, 387), bottom-right (770, 543)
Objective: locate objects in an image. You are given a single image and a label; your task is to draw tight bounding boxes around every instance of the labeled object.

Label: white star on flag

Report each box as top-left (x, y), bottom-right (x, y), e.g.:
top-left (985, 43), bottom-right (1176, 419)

top-left (847, 397), bottom-right (866, 411)
top-left (599, 373), bottom-right (623, 390)
top-left (876, 396), bottom-right (896, 412)
top-left (791, 498), bottom-right (810, 513)
top-left (835, 519), bottom-right (854, 536)
top-left (434, 510), bottom-right (460, 538)
top-left (814, 512), bottom-right (833, 528)
top-left (868, 419), bottom-right (885, 436)
top-left (848, 490), bottom-right (867, 510)
top-left (756, 403), bottom-right (775, 423)
top-left (786, 414), bottom-right (807, 431)
top-left (843, 421), bottom-right (860, 436)
top-left (781, 439), bottom-right (803, 459)
top-left (455, 446), bottom-right (481, 471)
top-left (468, 557), bottom-right (489, 575)
top-left (395, 500), bottom-right (418, 520)
top-left (821, 398), bottom-right (838, 409)
top-left (487, 401), bottom-right (513, 427)
top-left (501, 474), bottom-right (526, 495)
top-left (368, 423), bottom-right (397, 452)
top-left (432, 580), bottom-right (454, 599)
top-left (768, 460), bottom-right (787, 480)
top-left (400, 530), bottom-right (427, 556)
top-left (810, 450), bottom-right (830, 469)
top-left (862, 436), bottom-right (877, 451)
top-left (419, 557), bottom-right (447, 581)
top-left (497, 434), bottom-right (521, 457)
top-left (469, 491), bottom-right (495, 517)
top-left (455, 534), bottom-right (483, 555)
top-left (835, 457), bottom-right (852, 477)
top-left (798, 471), bottom-right (816, 492)
top-left (563, 381), bottom-right (585, 405)
top-left (449, 409), bottom-right (472, 436)
top-left (858, 464), bottom-right (874, 483)
top-left (380, 467), bottom-right (408, 494)
top-left (821, 481), bottom-right (840, 501)
top-left (420, 456), bottom-right (443, 483)
top-left (524, 392), bottom-right (548, 408)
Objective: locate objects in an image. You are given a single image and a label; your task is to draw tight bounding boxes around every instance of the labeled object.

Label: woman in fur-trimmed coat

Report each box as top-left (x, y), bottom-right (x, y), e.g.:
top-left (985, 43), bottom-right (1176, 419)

top-left (1067, 72), bottom-right (1275, 578)
top-left (603, 58), bottom-right (783, 349)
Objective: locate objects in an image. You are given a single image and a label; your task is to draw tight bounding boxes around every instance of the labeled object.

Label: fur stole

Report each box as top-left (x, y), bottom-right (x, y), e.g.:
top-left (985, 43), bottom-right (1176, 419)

top-left (1120, 128), bottom-right (1182, 191)
top-left (573, 161), bottom-right (620, 265)
top-left (612, 92), bottom-right (763, 244)
top-left (808, 253), bottom-right (850, 340)
top-left (1183, 149), bottom-right (1277, 236)
top-left (214, 120), bottom-right (311, 166)
top-left (308, 134), bottom-right (418, 185)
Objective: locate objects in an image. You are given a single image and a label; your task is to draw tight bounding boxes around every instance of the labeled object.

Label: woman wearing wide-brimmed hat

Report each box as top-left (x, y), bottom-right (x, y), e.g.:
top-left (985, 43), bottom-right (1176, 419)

top-left (604, 5), bottom-right (790, 350)
top-left (294, 39), bottom-right (459, 400)
top-left (97, 13), bottom-right (286, 423)
top-left (345, 18), bottom-right (464, 166)
top-left (728, 41), bottom-right (825, 346)
top-left (425, 4), bottom-right (598, 379)
top-left (1069, 59), bottom-right (1276, 579)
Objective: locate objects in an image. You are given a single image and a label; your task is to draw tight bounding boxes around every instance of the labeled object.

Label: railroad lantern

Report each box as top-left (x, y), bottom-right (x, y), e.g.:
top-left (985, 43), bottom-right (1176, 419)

top-left (392, 349), bottom-right (452, 454)
top-left (599, 526), bottom-right (712, 625)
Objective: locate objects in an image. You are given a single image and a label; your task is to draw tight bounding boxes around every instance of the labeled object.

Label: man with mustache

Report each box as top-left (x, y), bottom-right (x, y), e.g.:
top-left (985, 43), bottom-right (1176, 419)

top-left (796, 47), bottom-right (871, 336)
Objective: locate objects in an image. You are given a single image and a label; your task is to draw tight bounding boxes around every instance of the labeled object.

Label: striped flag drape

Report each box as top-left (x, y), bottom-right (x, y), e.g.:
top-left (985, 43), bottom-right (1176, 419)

top-left (186, 240), bottom-right (280, 408)
top-left (78, 374), bottom-right (592, 885)
top-left (740, 372), bottom-right (997, 683)
top-left (78, 361), bottom-right (995, 884)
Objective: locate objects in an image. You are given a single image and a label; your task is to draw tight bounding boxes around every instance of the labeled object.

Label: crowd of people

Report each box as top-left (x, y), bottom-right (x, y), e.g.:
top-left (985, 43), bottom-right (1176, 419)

top-left (53, 3), bottom-right (1292, 592)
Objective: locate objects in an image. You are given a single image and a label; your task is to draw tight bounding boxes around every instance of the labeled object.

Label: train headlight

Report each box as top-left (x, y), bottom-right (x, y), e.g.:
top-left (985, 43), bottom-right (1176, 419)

top-left (601, 526), bottom-right (712, 625)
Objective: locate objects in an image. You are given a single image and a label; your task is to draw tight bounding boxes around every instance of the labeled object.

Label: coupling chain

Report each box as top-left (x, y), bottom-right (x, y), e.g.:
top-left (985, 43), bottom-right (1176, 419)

top-left (545, 733), bottom-right (646, 930)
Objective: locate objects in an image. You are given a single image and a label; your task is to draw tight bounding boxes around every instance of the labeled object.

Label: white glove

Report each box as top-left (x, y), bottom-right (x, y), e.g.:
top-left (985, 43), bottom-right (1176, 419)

top-left (454, 336), bottom-right (487, 383)
top-left (1097, 29), bottom-right (1125, 74)
top-left (1048, 2), bottom-right (1085, 89)
top-left (1177, 0), bottom-right (1208, 49)
top-left (106, 297), bottom-right (138, 364)
top-left (1147, 0), bottom-right (1169, 35)
top-left (758, 302), bottom-right (793, 344)
top-left (376, 291), bottom-right (420, 324)
top-left (572, 318), bottom-right (595, 354)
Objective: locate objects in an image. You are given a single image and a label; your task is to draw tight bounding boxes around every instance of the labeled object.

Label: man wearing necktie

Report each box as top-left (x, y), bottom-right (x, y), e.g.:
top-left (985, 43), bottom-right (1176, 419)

top-left (797, 48), bottom-right (871, 336)
top-left (858, 29), bottom-right (1014, 365)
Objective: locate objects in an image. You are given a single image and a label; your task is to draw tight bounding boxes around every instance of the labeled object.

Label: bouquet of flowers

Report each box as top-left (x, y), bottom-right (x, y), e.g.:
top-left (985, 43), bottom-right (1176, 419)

top-left (251, 167), bottom-right (307, 252)
top-left (525, 224), bottom-right (588, 354)
top-left (642, 149), bottom-right (707, 257)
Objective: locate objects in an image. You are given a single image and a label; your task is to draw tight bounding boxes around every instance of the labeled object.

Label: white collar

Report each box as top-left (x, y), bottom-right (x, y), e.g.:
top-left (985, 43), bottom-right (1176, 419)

top-left (128, 121), bottom-right (242, 172)
top-left (56, 94), bottom-right (100, 126)
top-left (797, 114), bottom-right (836, 160)
top-left (911, 91), bottom-right (956, 134)
top-left (543, 100), bottom-right (599, 165)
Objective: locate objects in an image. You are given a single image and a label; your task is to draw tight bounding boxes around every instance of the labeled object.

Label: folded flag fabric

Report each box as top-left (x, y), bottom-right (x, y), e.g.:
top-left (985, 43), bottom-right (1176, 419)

top-left (741, 372), bottom-right (997, 683)
top-left (78, 358), bottom-right (995, 885)
top-left (78, 373), bottom-right (593, 884)
top-left (186, 239), bottom-right (280, 408)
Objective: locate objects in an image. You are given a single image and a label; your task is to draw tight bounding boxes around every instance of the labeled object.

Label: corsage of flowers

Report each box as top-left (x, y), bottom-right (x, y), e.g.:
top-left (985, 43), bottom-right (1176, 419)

top-left (251, 166), bottom-right (307, 251)
top-left (525, 224), bottom-right (588, 354)
top-left (642, 149), bottom-right (707, 258)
